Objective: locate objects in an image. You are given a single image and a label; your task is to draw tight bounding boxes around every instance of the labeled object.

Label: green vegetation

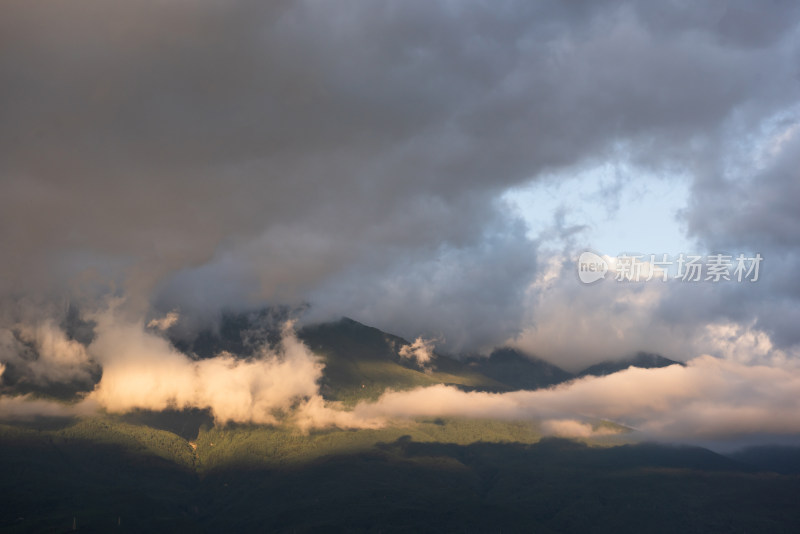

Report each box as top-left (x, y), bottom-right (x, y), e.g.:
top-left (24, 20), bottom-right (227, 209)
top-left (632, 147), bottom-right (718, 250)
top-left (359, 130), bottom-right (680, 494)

top-left (0, 415), bottom-right (551, 474)
top-left (1, 416), bottom-right (799, 533)
top-left (194, 417), bottom-right (550, 471)
top-left (299, 318), bottom-right (505, 404)
top-left (57, 418), bottom-right (196, 469)
top-left (300, 318), bottom-right (685, 404)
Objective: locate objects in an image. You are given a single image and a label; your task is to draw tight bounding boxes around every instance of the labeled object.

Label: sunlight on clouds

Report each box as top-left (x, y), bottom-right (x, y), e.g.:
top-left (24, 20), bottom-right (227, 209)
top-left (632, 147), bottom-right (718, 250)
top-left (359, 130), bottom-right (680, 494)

top-left (398, 337), bottom-right (437, 368)
top-left (349, 356), bottom-right (800, 441)
top-left (512, 253), bottom-right (671, 370)
top-left (1, 302), bottom-right (799, 442)
top-left (87, 314), bottom-right (329, 425)
top-left (0, 321), bottom-right (95, 385)
top-left (146, 310), bottom-right (180, 331)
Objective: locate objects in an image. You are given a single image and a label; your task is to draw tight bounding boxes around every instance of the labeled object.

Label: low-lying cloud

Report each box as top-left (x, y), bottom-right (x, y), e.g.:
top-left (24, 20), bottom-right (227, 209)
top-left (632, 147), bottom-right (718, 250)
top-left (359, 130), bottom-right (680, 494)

top-left (0, 320), bottom-right (95, 385)
top-left (398, 337), bottom-right (437, 367)
top-left (1, 317), bottom-right (799, 444)
top-left (87, 315), bottom-right (329, 425)
top-left (349, 355), bottom-right (800, 442)
top-left (0, 315), bottom-right (377, 429)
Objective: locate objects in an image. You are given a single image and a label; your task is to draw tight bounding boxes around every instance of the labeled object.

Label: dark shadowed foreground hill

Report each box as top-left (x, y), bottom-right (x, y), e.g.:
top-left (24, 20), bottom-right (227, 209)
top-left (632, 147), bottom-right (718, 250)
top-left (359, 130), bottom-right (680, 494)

top-left (730, 445), bottom-right (800, 474)
top-left (1, 418), bottom-right (800, 533)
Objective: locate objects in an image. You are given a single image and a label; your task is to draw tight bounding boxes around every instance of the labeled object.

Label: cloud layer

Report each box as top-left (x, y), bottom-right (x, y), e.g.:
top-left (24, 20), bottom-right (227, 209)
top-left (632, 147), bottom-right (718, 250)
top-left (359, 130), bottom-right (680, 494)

top-left (0, 0), bottom-right (797, 355)
top-left (350, 355), bottom-right (800, 442)
top-left (0, 315), bottom-right (798, 446)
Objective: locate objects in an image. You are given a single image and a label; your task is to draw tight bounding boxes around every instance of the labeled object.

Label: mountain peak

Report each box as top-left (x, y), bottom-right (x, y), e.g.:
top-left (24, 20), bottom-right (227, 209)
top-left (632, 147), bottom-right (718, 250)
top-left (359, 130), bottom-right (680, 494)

top-left (466, 348), bottom-right (574, 391)
top-left (578, 352), bottom-right (684, 378)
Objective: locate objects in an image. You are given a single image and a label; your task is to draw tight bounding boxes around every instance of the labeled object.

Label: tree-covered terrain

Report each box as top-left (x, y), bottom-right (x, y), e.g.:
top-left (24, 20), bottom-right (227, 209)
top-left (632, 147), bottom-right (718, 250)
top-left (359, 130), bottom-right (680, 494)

top-left (2, 416), bottom-right (800, 533)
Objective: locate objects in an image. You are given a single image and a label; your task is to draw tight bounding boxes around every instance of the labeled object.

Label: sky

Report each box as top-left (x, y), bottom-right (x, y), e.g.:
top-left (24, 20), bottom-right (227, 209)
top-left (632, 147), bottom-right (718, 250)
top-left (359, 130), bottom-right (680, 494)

top-left (1, 0), bottom-right (800, 444)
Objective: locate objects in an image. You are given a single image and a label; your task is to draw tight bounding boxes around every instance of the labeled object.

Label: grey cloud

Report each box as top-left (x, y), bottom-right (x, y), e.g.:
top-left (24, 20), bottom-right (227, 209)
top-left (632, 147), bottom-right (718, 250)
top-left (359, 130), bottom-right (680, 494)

top-left (1, 0), bottom-right (798, 352)
top-left (303, 207), bottom-right (537, 352)
top-left (681, 117), bottom-right (800, 348)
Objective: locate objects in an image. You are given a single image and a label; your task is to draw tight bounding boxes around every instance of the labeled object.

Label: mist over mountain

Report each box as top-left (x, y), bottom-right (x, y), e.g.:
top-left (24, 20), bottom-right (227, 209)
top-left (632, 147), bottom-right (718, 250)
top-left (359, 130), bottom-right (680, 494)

top-left (3, 0), bottom-right (800, 530)
top-left (2, 311), bottom-right (800, 531)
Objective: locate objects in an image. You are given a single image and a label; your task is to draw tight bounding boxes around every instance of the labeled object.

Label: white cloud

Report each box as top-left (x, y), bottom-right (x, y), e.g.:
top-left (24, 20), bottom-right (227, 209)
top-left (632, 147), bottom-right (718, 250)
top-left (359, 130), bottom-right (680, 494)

top-left (0, 321), bottom-right (94, 384)
top-left (399, 337), bottom-right (437, 367)
top-left (146, 310), bottom-right (180, 331)
top-left (87, 315), bottom-right (328, 425)
top-left (350, 355), bottom-right (800, 441)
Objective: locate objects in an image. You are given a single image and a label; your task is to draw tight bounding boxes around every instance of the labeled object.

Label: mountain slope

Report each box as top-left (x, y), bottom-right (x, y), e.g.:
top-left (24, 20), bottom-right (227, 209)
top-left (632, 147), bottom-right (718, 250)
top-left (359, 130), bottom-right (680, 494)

top-left (298, 317), bottom-right (505, 403)
top-left (465, 348), bottom-right (574, 391)
top-left (578, 352), bottom-right (684, 378)
top-left (167, 312), bottom-right (682, 401)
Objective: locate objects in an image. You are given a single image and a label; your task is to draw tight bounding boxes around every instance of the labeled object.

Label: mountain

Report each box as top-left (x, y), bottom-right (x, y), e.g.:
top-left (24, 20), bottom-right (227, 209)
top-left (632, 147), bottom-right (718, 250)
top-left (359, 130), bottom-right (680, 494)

top-left (729, 445), bottom-right (800, 474)
top-left (170, 315), bottom-right (690, 401)
top-left (465, 348), bottom-right (574, 391)
top-left (0, 311), bottom-right (686, 407)
top-left (578, 352), bottom-right (684, 378)
top-left (298, 317), bottom-right (507, 402)
top-left (2, 317), bottom-right (800, 532)
top-left (168, 314), bottom-right (507, 404)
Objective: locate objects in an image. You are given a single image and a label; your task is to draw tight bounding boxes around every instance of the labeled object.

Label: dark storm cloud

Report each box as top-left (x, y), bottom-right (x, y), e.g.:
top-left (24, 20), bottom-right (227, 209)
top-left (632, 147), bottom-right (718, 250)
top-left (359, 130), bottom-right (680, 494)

top-left (1, 0), bottom-right (799, 351)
